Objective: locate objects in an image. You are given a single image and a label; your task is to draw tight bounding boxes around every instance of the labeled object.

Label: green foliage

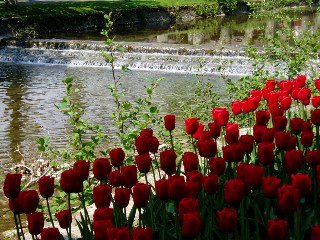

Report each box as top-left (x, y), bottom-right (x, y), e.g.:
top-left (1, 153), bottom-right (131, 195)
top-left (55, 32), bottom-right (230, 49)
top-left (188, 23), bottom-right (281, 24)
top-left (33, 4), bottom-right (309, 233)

top-left (180, 68), bottom-right (220, 124)
top-left (219, 0), bottom-right (239, 14)
top-left (194, 1), bottom-right (220, 16)
top-left (101, 13), bottom-right (163, 154)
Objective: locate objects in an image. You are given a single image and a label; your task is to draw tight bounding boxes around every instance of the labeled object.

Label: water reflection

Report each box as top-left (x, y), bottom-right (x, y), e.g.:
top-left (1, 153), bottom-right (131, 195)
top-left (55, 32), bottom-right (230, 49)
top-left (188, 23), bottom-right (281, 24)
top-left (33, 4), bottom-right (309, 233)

top-left (41, 10), bottom-right (319, 47)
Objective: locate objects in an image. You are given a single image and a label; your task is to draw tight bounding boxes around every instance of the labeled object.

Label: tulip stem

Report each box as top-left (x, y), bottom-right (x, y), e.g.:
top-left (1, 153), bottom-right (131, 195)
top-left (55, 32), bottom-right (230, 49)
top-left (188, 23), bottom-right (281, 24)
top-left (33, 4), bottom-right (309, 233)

top-left (151, 163), bottom-right (157, 187)
top-left (174, 201), bottom-right (182, 240)
top-left (138, 208), bottom-right (143, 227)
top-left (316, 126), bottom-right (319, 150)
top-left (12, 203), bottom-right (21, 240)
top-left (169, 130), bottom-right (175, 151)
top-left (18, 214), bottom-right (26, 240)
top-left (294, 207), bottom-right (301, 240)
top-left (46, 198), bottom-right (55, 228)
top-left (153, 154), bottom-right (161, 179)
top-left (67, 193), bottom-right (72, 240)
top-left (191, 136), bottom-right (198, 156)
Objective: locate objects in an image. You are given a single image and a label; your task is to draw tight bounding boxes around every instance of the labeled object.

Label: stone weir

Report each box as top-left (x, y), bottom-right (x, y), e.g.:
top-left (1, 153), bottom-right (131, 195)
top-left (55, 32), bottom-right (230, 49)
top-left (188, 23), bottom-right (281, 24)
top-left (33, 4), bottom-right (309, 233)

top-left (0, 38), bottom-right (255, 75)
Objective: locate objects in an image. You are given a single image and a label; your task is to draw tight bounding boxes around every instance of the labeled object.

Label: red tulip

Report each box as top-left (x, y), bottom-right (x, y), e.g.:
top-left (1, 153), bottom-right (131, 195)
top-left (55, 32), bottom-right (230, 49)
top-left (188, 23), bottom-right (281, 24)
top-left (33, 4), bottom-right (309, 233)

top-left (239, 135), bottom-right (255, 154)
top-left (93, 158), bottom-right (112, 181)
top-left (182, 212), bottom-right (202, 239)
top-left (109, 148), bottom-right (125, 167)
top-left (114, 188), bottom-right (131, 208)
top-left (132, 226), bottom-right (152, 240)
top-left (3, 173), bottom-right (22, 199)
top-left (55, 210), bottom-right (71, 229)
top-left (312, 96), bottom-right (320, 108)
top-left (275, 131), bottom-right (291, 150)
top-left (278, 80), bottom-right (293, 93)
top-left (278, 184), bottom-right (299, 214)
top-left (312, 224), bottom-right (320, 240)
top-left (212, 107), bottom-right (229, 126)
top-left (38, 176), bottom-right (54, 199)
top-left (262, 87), bottom-right (272, 100)
top-left (108, 170), bottom-right (122, 187)
top-left (155, 178), bottom-right (169, 200)
top-left (41, 228), bottom-right (60, 240)
top-left (279, 95), bottom-right (292, 110)
top-left (168, 175), bottom-right (186, 201)
top-left (132, 183), bottom-right (151, 208)
top-left (185, 118), bottom-right (199, 135)
top-left (237, 163), bottom-right (264, 194)
top-left (93, 207), bottom-right (113, 222)
top-left (135, 153), bottom-right (152, 174)
top-left (261, 127), bottom-right (275, 143)
top-left (193, 123), bottom-right (205, 140)
top-left (283, 150), bottom-right (304, 174)
top-left (208, 122), bottom-right (221, 139)
top-left (225, 123), bottom-right (239, 144)
top-left (306, 150), bottom-right (320, 168)
top-left (263, 176), bottom-right (282, 198)
top-left (93, 184), bottom-right (112, 208)
top-left (27, 212), bottom-right (44, 236)
top-left (8, 194), bottom-right (22, 214)
top-left (149, 136), bottom-right (160, 153)
top-left (203, 174), bottom-right (219, 195)
top-left (179, 197), bottom-right (198, 221)
top-left (315, 78), bottom-right (320, 91)
top-left (300, 131), bottom-right (314, 148)
top-left (298, 87), bottom-right (311, 101)
top-left (107, 227), bottom-right (131, 240)
top-left (120, 165), bottom-right (137, 188)
top-left (253, 125), bottom-right (267, 143)
top-left (197, 139), bottom-right (217, 158)
top-left (303, 120), bottom-right (313, 131)
top-left (73, 160), bottom-right (90, 182)
top-left (20, 190), bottom-right (40, 214)
top-left (291, 173), bottom-right (311, 198)
top-left (290, 117), bottom-right (303, 135)
top-left (135, 135), bottom-right (151, 154)
top-left (160, 149), bottom-right (177, 176)
top-left (222, 143), bottom-right (244, 163)
top-left (209, 157), bottom-right (226, 176)
top-left (273, 116), bottom-right (288, 132)
top-left (140, 129), bottom-right (153, 137)
top-left (164, 114), bottom-right (176, 131)
top-left (182, 152), bottom-right (198, 173)
top-left (311, 109), bottom-right (320, 126)
top-left (293, 75), bottom-right (306, 88)
top-left (232, 100), bottom-right (242, 115)
top-left (268, 218), bottom-right (288, 240)
top-left (265, 79), bottom-right (276, 90)
top-left (218, 207), bottom-right (238, 234)
top-left (93, 220), bottom-right (113, 240)
top-left (258, 142), bottom-right (275, 165)
top-left (224, 179), bottom-right (245, 205)
top-left (186, 171), bottom-right (203, 198)
top-left (60, 169), bottom-right (82, 193)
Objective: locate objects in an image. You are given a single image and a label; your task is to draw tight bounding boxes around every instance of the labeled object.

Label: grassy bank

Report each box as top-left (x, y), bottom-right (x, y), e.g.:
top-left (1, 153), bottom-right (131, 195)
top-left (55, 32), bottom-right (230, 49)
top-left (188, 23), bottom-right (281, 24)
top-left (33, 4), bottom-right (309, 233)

top-left (0, 0), bottom-right (220, 17)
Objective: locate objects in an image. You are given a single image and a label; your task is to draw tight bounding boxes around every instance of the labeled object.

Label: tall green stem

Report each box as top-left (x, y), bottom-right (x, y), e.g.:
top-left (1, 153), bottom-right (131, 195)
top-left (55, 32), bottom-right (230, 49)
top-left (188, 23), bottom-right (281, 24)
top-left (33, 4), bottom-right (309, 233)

top-left (46, 198), bottom-right (55, 228)
top-left (294, 207), bottom-right (301, 240)
top-left (18, 214), bottom-right (25, 240)
top-left (12, 199), bottom-right (22, 240)
top-left (316, 125), bottom-right (319, 150)
top-left (175, 201), bottom-right (182, 240)
top-left (67, 193), bottom-right (72, 240)
top-left (169, 130), bottom-right (175, 151)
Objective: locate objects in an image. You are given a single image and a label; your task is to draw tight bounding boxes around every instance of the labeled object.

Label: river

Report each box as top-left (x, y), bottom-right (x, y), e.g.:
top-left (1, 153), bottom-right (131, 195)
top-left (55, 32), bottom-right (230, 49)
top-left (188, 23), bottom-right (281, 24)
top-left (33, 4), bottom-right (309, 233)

top-left (0, 9), bottom-right (319, 235)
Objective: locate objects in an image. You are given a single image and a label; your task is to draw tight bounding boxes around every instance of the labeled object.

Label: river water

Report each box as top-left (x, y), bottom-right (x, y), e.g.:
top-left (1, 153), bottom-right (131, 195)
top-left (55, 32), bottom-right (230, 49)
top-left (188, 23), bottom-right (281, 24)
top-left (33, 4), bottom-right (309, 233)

top-left (0, 9), bottom-right (319, 234)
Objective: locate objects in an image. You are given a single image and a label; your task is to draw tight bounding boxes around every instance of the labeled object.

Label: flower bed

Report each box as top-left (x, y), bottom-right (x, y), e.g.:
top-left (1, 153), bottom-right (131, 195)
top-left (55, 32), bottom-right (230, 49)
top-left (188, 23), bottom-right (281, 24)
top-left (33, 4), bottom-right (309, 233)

top-left (3, 75), bottom-right (320, 239)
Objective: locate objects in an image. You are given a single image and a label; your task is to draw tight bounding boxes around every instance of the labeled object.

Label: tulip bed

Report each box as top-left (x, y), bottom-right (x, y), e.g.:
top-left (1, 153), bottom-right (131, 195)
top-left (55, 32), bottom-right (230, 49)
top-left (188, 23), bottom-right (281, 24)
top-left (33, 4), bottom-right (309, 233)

top-left (3, 75), bottom-right (320, 240)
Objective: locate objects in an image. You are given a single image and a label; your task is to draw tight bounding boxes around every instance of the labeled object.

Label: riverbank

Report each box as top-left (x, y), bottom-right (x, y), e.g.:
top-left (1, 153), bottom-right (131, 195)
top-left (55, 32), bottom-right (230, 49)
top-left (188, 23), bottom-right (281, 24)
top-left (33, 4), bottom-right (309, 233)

top-left (0, 0), bottom-right (252, 37)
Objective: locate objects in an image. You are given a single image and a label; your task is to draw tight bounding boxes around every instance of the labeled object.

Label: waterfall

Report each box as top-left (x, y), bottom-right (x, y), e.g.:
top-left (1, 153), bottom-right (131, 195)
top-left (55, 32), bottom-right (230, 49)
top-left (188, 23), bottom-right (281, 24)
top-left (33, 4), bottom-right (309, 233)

top-left (1, 38), bottom-right (255, 75)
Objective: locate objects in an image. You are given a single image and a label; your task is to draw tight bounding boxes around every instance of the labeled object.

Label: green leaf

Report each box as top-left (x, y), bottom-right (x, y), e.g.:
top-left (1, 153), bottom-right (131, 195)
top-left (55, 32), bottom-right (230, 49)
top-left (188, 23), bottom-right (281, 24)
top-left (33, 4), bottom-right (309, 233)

top-left (149, 106), bottom-right (157, 113)
top-left (63, 77), bottom-right (73, 84)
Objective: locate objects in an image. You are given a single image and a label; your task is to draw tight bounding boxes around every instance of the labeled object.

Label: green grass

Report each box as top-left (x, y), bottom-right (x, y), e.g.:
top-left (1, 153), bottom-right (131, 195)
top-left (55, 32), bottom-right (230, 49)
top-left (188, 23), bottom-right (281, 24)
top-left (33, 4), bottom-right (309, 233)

top-left (0, 0), bottom-right (216, 17)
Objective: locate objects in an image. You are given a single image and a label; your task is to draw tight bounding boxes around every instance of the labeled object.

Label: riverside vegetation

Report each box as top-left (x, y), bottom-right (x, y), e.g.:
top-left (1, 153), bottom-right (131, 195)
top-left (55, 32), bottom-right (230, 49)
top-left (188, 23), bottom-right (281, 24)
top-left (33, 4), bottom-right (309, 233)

top-left (2, 1), bottom-right (320, 240)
